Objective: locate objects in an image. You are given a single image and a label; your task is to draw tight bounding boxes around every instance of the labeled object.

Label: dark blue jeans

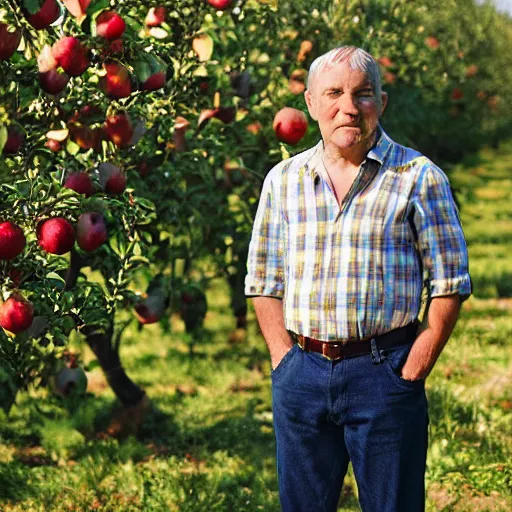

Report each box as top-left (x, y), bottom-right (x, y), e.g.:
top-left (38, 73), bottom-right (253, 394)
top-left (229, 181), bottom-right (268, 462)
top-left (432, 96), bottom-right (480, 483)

top-left (271, 339), bottom-right (429, 512)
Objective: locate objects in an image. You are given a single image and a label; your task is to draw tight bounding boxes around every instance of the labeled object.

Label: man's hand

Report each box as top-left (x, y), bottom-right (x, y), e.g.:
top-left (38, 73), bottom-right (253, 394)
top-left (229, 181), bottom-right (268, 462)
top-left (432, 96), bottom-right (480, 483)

top-left (401, 295), bottom-right (461, 381)
top-left (251, 296), bottom-right (295, 371)
top-left (271, 342), bottom-right (295, 370)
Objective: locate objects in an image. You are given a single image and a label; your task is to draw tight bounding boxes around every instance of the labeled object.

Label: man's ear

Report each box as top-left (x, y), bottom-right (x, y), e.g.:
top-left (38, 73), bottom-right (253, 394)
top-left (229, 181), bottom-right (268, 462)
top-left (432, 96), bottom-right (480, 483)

top-left (304, 89), bottom-right (317, 121)
top-left (380, 91), bottom-right (389, 116)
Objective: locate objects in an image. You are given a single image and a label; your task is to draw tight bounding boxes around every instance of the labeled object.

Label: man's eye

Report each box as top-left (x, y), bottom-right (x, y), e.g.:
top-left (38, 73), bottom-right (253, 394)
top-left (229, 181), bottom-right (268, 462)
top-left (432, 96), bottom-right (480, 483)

top-left (329, 90), bottom-right (341, 96)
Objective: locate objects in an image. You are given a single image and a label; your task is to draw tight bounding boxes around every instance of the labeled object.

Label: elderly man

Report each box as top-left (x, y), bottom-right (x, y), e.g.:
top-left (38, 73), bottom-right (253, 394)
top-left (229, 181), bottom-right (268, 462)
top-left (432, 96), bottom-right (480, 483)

top-left (245, 45), bottom-right (472, 512)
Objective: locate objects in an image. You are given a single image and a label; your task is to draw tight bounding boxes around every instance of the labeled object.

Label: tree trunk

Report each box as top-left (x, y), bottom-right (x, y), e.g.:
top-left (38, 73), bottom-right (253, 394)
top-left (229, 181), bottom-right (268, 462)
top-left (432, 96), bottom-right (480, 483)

top-left (66, 249), bottom-right (145, 408)
top-left (84, 325), bottom-right (146, 408)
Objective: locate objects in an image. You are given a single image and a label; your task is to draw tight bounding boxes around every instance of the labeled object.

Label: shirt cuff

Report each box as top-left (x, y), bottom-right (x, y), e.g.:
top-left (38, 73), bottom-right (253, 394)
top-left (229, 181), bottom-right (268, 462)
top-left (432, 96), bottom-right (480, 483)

top-left (430, 273), bottom-right (472, 303)
top-left (244, 282), bottom-right (284, 299)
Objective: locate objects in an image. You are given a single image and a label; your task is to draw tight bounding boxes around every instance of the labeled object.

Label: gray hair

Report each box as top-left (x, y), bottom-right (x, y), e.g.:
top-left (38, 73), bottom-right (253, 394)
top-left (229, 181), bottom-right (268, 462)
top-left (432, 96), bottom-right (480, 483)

top-left (306, 46), bottom-right (382, 107)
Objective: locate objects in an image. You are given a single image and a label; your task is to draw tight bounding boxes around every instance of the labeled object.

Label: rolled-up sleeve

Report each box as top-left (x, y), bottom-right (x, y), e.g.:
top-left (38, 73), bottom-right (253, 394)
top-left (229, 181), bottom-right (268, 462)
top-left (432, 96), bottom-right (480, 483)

top-left (245, 166), bottom-right (285, 298)
top-left (411, 164), bottom-right (472, 303)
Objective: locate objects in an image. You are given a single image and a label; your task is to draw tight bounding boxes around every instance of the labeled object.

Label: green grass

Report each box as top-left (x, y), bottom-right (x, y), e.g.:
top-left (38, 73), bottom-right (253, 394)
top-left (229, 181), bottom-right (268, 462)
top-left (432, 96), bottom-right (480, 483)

top-left (1, 139), bottom-right (512, 511)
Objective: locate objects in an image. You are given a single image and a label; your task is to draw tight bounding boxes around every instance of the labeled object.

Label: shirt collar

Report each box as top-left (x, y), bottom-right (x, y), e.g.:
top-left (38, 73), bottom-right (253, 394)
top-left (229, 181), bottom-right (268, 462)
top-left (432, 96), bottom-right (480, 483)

top-left (307, 123), bottom-right (393, 178)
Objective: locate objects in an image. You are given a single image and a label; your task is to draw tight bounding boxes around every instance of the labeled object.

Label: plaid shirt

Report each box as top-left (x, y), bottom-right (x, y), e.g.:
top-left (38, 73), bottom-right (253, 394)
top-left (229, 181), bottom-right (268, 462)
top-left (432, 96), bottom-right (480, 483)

top-left (245, 126), bottom-right (472, 342)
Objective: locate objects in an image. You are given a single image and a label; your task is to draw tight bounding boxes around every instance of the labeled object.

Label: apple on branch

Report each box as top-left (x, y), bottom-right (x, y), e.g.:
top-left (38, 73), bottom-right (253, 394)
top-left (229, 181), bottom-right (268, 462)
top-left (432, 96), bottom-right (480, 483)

top-left (145, 7), bottom-right (166, 27)
top-left (52, 37), bottom-right (90, 77)
top-left (99, 163), bottom-right (127, 195)
top-left (38, 45), bottom-right (69, 95)
top-left (101, 62), bottom-right (132, 99)
top-left (0, 222), bottom-right (26, 260)
top-left (0, 293), bottom-right (34, 334)
top-left (23, 0), bottom-right (60, 30)
top-left (37, 217), bottom-right (76, 255)
top-left (96, 10), bottom-right (126, 40)
top-left (0, 23), bottom-right (21, 61)
top-left (64, 171), bottom-right (95, 197)
top-left (273, 107), bottom-right (308, 145)
top-left (76, 212), bottom-right (108, 252)
top-left (104, 112), bottom-right (134, 147)
top-left (2, 127), bottom-right (24, 155)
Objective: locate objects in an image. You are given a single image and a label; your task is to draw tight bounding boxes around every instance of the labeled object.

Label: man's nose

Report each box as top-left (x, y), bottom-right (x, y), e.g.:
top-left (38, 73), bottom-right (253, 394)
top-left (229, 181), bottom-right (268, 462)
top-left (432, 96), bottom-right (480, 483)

top-left (340, 93), bottom-right (359, 117)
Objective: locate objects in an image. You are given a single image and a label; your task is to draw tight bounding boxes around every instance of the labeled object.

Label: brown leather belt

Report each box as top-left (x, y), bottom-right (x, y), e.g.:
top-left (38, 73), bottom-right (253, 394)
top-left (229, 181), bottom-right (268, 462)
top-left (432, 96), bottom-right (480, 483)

top-left (290, 321), bottom-right (420, 361)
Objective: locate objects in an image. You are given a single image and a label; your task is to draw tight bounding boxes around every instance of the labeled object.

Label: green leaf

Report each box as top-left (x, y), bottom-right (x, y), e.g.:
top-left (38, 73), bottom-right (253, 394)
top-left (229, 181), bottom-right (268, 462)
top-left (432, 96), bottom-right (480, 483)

top-left (0, 125), bottom-right (7, 154)
top-left (23, 0), bottom-right (42, 15)
top-left (66, 140), bottom-right (80, 156)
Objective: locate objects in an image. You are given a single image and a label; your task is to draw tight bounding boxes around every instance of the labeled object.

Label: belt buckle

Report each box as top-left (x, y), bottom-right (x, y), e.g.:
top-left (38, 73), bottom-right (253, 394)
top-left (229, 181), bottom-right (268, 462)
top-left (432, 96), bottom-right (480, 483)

top-left (323, 342), bottom-right (342, 361)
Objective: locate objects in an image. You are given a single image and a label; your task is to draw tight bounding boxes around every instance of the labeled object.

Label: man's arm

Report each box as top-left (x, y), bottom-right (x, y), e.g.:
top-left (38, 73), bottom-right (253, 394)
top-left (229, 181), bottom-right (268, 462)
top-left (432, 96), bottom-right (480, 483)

top-left (401, 295), bottom-right (461, 380)
top-left (252, 296), bottom-right (294, 370)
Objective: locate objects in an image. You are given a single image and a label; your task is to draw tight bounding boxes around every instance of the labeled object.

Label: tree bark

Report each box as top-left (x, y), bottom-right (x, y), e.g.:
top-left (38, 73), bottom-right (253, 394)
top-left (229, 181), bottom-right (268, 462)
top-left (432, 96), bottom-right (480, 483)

top-left (84, 325), bottom-right (146, 408)
top-left (66, 249), bottom-right (146, 408)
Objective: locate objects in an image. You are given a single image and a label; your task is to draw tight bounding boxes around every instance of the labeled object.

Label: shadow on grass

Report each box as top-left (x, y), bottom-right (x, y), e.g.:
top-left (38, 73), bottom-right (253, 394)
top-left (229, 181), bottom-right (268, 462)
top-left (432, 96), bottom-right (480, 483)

top-left (0, 461), bottom-right (38, 502)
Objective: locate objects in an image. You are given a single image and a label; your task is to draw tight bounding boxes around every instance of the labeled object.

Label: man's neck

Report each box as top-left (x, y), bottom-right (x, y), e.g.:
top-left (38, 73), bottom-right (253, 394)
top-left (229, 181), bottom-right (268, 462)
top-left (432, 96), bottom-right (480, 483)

top-left (323, 131), bottom-right (378, 173)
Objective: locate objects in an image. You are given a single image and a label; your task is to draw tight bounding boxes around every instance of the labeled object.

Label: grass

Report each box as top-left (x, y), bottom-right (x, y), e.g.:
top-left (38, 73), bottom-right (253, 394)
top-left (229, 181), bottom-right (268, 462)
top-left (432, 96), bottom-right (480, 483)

top-left (1, 139), bottom-right (512, 511)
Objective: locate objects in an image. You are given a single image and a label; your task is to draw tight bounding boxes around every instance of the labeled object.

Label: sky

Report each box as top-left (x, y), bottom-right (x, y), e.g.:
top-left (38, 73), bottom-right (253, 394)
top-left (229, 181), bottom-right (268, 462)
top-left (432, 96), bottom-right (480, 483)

top-left (477, 0), bottom-right (512, 15)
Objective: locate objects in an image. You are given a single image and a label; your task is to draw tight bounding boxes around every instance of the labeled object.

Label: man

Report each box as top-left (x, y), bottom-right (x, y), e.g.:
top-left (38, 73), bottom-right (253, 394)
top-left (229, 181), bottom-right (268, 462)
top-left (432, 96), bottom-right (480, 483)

top-left (245, 46), bottom-right (472, 512)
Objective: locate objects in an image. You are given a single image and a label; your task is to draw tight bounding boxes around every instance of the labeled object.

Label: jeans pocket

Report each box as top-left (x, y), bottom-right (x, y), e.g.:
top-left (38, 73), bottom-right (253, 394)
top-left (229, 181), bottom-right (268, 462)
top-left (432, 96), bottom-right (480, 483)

top-left (271, 344), bottom-right (299, 381)
top-left (383, 344), bottom-right (425, 391)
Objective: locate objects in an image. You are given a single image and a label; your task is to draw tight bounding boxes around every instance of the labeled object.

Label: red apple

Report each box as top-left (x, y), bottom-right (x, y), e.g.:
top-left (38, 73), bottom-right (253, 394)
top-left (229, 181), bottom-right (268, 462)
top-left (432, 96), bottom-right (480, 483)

top-left (69, 124), bottom-right (97, 150)
top-left (137, 162), bottom-right (150, 177)
top-left (0, 222), bottom-right (26, 260)
top-left (383, 72), bottom-right (397, 85)
top-left (37, 217), bottom-right (76, 255)
top-left (99, 163), bottom-right (127, 195)
top-left (424, 36), bottom-right (440, 49)
top-left (64, 171), bottom-right (95, 197)
top-left (62, 0), bottom-right (91, 19)
top-left (106, 172), bottom-right (126, 194)
top-left (451, 88), bottom-right (464, 101)
top-left (45, 139), bottom-right (61, 152)
top-left (39, 69), bottom-right (69, 95)
top-left (272, 107), bottom-right (308, 145)
top-left (106, 39), bottom-right (123, 55)
top-left (0, 293), bottom-right (34, 334)
top-left (0, 23), bottom-right (21, 61)
top-left (76, 212), bottom-right (108, 252)
top-left (377, 56), bottom-right (393, 68)
top-left (207, 0), bottom-right (232, 10)
top-left (24, 0), bottom-right (60, 30)
top-left (79, 104), bottom-right (102, 119)
top-left (142, 71), bottom-right (166, 91)
top-left (145, 6), bottom-right (166, 27)
top-left (96, 10), bottom-right (126, 40)
top-left (3, 127), bottom-right (24, 154)
top-left (104, 112), bottom-right (133, 147)
top-left (134, 293), bottom-right (166, 324)
top-left (135, 56), bottom-right (167, 91)
top-left (102, 62), bottom-right (132, 99)
top-left (52, 37), bottom-right (89, 77)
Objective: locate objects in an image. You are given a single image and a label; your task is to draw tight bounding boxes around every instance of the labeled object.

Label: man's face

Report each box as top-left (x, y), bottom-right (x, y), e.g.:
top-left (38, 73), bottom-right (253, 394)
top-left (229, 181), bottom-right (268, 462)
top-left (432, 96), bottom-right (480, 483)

top-left (305, 60), bottom-right (387, 152)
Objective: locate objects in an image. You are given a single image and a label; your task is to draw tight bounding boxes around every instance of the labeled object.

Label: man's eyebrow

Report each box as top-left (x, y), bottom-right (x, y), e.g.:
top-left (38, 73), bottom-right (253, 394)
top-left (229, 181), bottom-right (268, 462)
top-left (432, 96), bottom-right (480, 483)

top-left (323, 84), bottom-right (374, 93)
